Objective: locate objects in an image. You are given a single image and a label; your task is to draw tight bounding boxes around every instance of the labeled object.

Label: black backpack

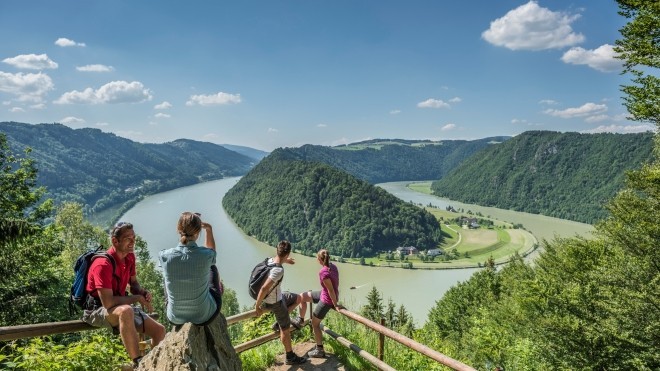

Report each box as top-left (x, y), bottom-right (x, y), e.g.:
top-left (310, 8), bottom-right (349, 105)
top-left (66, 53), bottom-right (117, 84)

top-left (69, 246), bottom-right (116, 313)
top-left (248, 258), bottom-right (282, 300)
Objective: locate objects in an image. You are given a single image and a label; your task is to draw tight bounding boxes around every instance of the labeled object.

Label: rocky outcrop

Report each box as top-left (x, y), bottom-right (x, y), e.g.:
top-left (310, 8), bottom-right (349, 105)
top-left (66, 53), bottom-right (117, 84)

top-left (137, 314), bottom-right (241, 370)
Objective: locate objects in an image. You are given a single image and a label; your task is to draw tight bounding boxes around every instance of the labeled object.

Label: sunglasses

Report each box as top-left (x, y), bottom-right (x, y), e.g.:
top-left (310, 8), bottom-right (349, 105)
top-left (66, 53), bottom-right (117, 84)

top-left (111, 221), bottom-right (133, 237)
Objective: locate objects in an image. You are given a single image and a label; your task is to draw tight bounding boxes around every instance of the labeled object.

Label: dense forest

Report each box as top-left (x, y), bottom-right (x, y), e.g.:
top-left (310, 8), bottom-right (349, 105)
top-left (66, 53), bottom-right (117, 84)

top-left (431, 131), bottom-right (654, 224)
top-left (276, 136), bottom-right (510, 184)
top-left (1, 2), bottom-right (657, 369)
top-left (1, 122), bottom-right (256, 220)
top-left (222, 149), bottom-right (443, 257)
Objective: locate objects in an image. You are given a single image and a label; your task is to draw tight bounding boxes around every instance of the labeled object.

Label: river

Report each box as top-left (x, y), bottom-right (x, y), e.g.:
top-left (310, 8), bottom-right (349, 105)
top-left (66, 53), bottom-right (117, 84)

top-left (121, 178), bottom-right (593, 325)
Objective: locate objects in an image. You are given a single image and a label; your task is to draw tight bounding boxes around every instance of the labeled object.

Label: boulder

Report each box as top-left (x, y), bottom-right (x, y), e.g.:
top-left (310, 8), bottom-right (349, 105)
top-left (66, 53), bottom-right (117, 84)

top-left (137, 314), bottom-right (241, 370)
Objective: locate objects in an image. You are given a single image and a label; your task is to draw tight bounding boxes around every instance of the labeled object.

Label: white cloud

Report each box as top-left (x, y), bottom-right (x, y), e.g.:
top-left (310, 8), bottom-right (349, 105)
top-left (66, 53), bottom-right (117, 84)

top-left (585, 113), bottom-right (627, 123)
top-left (3, 54), bottom-right (58, 70)
top-left (448, 97), bottom-right (462, 103)
top-left (9, 107), bottom-right (25, 113)
top-left (317, 123), bottom-right (327, 128)
top-left (203, 133), bottom-right (219, 140)
top-left (76, 64), bottom-right (114, 72)
top-left (581, 124), bottom-right (655, 134)
top-left (55, 38), bottom-right (86, 47)
top-left (186, 92), bottom-right (241, 106)
top-left (511, 118), bottom-right (528, 124)
top-left (154, 113), bottom-right (171, 119)
top-left (0, 71), bottom-right (54, 102)
top-left (30, 103), bottom-right (46, 109)
top-left (54, 81), bottom-right (153, 104)
top-left (561, 44), bottom-right (622, 72)
top-left (417, 98), bottom-right (450, 109)
top-left (389, 109), bottom-right (401, 115)
top-left (441, 123), bottom-right (457, 131)
top-left (539, 99), bottom-right (558, 105)
top-left (544, 102), bottom-right (607, 118)
top-left (482, 1), bottom-right (584, 50)
top-left (60, 116), bottom-right (86, 125)
top-left (267, 128), bottom-right (278, 133)
top-left (95, 122), bottom-right (109, 127)
top-left (154, 101), bottom-right (172, 110)
top-left (584, 114), bottom-right (609, 123)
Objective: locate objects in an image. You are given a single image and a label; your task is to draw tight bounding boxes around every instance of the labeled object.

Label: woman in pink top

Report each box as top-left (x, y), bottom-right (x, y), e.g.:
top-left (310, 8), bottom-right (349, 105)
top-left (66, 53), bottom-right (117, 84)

top-left (299, 249), bottom-right (343, 358)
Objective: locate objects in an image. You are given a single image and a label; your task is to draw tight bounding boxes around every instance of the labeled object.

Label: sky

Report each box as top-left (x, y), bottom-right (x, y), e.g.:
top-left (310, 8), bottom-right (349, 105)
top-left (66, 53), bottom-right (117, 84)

top-left (0, 0), bottom-right (655, 151)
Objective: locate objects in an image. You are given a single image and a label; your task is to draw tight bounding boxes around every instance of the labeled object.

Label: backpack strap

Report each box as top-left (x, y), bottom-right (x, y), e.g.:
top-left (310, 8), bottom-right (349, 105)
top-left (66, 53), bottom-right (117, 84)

top-left (262, 261), bottom-right (283, 298)
top-left (86, 253), bottom-right (120, 308)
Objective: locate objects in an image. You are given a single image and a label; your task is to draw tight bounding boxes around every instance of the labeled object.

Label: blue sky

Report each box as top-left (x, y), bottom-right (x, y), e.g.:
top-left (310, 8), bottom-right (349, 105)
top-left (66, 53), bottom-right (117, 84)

top-left (0, 1), bottom-right (654, 151)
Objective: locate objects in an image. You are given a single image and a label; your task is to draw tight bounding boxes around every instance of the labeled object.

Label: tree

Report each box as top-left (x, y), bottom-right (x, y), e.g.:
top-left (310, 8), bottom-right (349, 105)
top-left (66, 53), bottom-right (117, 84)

top-left (614, 1), bottom-right (660, 127)
top-left (361, 286), bottom-right (384, 322)
top-left (55, 202), bottom-right (109, 267)
top-left (385, 299), bottom-right (396, 327)
top-left (0, 134), bottom-right (65, 325)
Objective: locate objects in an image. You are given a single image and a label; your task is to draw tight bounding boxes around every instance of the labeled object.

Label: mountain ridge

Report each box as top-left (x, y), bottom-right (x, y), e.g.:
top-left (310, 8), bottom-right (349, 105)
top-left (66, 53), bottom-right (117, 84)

top-left (431, 130), bottom-right (654, 224)
top-left (0, 121), bottom-right (257, 220)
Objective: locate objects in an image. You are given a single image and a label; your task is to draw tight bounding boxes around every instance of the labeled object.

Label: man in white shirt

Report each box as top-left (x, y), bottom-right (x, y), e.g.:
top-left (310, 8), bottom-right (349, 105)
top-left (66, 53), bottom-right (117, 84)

top-left (254, 240), bottom-right (306, 365)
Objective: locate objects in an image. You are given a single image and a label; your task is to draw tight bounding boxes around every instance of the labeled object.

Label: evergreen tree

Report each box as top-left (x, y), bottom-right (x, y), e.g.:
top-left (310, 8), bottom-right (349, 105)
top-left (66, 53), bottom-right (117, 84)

top-left (361, 286), bottom-right (384, 322)
top-left (385, 299), bottom-right (397, 327)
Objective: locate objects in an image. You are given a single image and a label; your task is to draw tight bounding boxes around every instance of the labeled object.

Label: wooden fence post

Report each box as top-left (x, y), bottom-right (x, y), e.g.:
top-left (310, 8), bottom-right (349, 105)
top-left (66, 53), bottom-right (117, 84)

top-left (378, 318), bottom-right (385, 361)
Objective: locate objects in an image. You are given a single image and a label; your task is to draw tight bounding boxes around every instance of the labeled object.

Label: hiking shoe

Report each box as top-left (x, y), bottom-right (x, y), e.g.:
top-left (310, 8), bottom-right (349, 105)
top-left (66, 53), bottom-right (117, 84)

top-left (271, 321), bottom-right (280, 332)
top-left (285, 354), bottom-right (307, 365)
top-left (132, 356), bottom-right (143, 369)
top-left (291, 316), bottom-right (304, 330)
top-left (308, 347), bottom-right (326, 358)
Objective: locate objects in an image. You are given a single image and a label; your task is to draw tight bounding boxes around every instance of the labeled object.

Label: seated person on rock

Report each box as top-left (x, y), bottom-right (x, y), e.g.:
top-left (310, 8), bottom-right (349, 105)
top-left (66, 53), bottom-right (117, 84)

top-left (83, 222), bottom-right (166, 368)
top-left (160, 212), bottom-right (224, 327)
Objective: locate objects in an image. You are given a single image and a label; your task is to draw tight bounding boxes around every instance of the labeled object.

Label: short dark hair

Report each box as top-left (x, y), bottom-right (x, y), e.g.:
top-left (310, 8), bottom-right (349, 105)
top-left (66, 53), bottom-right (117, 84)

top-left (276, 240), bottom-right (291, 258)
top-left (111, 222), bottom-right (133, 239)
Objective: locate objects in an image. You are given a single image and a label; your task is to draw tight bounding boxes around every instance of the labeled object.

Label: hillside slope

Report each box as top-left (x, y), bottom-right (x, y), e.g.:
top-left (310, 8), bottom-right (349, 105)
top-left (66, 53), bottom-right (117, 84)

top-left (1, 121), bottom-right (256, 217)
top-left (222, 150), bottom-right (443, 257)
top-left (277, 137), bottom-right (510, 183)
top-left (431, 131), bottom-right (654, 224)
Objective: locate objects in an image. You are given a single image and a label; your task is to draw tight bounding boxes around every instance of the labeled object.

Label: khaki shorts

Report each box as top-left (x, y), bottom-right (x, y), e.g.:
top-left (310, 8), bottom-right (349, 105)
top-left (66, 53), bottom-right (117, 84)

top-left (262, 291), bottom-right (299, 329)
top-left (82, 305), bottom-right (148, 335)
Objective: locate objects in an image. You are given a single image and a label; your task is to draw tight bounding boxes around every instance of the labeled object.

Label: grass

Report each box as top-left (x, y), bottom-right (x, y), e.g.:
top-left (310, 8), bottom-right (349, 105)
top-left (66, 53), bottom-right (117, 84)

top-left (407, 181), bottom-right (434, 195)
top-left (343, 205), bottom-right (535, 269)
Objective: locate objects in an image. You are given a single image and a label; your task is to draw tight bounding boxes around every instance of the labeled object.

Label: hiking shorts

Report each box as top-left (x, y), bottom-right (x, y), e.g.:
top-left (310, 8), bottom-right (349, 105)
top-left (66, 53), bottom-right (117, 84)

top-left (82, 305), bottom-right (149, 335)
top-left (263, 291), bottom-right (299, 329)
top-left (313, 300), bottom-right (334, 320)
top-left (309, 290), bottom-right (321, 304)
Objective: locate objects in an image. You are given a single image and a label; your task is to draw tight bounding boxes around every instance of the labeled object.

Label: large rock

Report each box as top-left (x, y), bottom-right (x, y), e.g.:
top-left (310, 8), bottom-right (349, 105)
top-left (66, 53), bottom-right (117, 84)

top-left (138, 313), bottom-right (241, 370)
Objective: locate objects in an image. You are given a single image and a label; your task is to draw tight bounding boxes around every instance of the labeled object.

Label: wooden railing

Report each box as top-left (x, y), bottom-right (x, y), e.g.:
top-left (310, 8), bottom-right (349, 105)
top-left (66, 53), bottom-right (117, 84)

top-left (1, 308), bottom-right (475, 370)
top-left (226, 306), bottom-right (475, 371)
top-left (0, 314), bottom-right (159, 342)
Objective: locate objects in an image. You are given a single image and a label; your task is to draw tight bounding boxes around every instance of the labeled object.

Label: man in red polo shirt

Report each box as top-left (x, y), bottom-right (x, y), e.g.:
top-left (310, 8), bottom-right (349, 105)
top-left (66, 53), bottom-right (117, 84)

top-left (83, 222), bottom-right (165, 368)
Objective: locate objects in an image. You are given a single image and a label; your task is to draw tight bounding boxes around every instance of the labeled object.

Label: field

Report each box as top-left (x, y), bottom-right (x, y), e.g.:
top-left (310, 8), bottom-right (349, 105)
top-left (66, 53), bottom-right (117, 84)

top-left (344, 182), bottom-right (537, 269)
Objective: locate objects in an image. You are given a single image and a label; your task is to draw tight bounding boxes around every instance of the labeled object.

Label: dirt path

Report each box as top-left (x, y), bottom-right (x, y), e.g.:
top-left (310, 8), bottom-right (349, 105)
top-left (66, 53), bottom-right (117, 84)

top-left (267, 341), bottom-right (347, 371)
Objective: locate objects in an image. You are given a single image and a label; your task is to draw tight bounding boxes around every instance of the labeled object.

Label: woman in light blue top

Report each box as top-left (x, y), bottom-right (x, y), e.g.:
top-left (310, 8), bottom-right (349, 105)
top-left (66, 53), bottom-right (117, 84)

top-left (159, 212), bottom-right (223, 325)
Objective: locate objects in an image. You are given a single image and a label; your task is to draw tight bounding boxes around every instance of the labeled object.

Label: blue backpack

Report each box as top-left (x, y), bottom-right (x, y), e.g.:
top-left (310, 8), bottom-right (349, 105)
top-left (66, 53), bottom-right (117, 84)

top-left (69, 246), bottom-right (116, 313)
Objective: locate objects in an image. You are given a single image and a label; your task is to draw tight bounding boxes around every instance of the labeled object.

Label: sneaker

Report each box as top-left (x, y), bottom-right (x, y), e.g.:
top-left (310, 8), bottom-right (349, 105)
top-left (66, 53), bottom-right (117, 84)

top-left (285, 354), bottom-right (307, 365)
top-left (308, 347), bottom-right (326, 358)
top-left (271, 321), bottom-right (280, 332)
top-left (132, 356), bottom-right (143, 369)
top-left (290, 316), bottom-right (304, 330)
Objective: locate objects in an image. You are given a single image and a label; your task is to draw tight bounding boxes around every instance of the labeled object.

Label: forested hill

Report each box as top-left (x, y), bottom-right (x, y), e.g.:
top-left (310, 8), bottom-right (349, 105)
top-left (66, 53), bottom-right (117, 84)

top-left (222, 150), bottom-right (443, 257)
top-left (1, 121), bottom-right (256, 218)
top-left (275, 136), bottom-right (510, 183)
top-left (431, 131), bottom-right (654, 224)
